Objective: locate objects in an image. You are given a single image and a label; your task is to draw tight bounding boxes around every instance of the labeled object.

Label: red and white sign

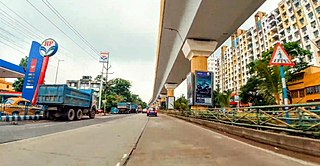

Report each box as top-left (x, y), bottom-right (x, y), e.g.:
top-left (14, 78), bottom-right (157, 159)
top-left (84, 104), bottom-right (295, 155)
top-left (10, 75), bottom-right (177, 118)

top-left (99, 52), bottom-right (109, 63)
top-left (269, 43), bottom-right (295, 66)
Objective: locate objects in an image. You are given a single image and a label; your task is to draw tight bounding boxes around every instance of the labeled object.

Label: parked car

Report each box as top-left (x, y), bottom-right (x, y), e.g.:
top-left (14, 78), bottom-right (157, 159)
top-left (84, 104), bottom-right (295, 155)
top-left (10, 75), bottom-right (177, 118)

top-left (1, 97), bottom-right (42, 116)
top-left (147, 108), bottom-right (157, 117)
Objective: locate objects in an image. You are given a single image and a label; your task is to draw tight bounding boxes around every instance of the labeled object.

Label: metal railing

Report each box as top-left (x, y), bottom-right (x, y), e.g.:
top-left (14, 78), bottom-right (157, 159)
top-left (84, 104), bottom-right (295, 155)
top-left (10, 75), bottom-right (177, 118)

top-left (166, 103), bottom-right (320, 137)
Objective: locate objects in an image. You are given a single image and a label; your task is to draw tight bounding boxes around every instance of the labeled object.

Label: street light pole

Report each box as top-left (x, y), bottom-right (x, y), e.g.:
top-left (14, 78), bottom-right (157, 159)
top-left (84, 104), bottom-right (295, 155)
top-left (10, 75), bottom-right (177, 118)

top-left (54, 59), bottom-right (64, 84)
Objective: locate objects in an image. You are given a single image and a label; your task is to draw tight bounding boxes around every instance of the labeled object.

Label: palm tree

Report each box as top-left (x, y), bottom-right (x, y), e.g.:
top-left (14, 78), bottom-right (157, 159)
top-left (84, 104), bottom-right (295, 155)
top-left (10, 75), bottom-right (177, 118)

top-left (251, 60), bottom-right (281, 104)
top-left (218, 90), bottom-right (233, 108)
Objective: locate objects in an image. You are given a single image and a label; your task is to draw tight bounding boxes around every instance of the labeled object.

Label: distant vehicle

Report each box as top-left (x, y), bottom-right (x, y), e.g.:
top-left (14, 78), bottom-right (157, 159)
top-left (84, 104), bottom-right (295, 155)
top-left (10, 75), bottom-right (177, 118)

top-left (130, 104), bottom-right (138, 113)
top-left (0, 97), bottom-right (42, 116)
top-left (142, 108), bottom-right (147, 113)
top-left (110, 107), bottom-right (119, 114)
top-left (147, 108), bottom-right (157, 117)
top-left (37, 84), bottom-right (97, 121)
top-left (117, 102), bottom-right (130, 114)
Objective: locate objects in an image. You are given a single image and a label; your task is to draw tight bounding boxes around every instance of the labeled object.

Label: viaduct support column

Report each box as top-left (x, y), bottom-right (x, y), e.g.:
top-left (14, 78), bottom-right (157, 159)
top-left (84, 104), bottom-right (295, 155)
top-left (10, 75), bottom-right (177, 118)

top-left (182, 39), bottom-right (218, 111)
top-left (165, 83), bottom-right (177, 110)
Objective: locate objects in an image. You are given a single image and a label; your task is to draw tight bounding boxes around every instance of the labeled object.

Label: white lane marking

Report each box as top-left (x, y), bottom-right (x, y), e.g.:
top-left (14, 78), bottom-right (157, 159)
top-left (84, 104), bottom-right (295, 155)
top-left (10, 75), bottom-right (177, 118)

top-left (116, 162), bottom-right (120, 166)
top-left (122, 154), bottom-right (127, 160)
top-left (167, 115), bottom-right (319, 166)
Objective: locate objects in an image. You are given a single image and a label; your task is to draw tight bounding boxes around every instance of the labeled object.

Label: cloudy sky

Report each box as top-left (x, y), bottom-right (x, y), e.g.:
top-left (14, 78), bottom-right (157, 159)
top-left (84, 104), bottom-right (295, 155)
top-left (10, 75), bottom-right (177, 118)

top-left (0, 0), bottom-right (279, 102)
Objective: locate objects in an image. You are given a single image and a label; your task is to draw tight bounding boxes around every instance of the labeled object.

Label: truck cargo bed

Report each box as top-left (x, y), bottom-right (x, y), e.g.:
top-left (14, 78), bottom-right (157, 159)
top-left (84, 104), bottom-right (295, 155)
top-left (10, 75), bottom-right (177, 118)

top-left (37, 84), bottom-right (92, 108)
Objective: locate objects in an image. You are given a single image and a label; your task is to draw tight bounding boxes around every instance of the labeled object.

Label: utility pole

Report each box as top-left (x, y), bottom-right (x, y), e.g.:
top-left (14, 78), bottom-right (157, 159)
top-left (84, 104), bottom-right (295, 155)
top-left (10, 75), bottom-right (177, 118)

top-left (98, 63), bottom-right (105, 109)
top-left (103, 60), bottom-right (114, 115)
top-left (54, 59), bottom-right (64, 84)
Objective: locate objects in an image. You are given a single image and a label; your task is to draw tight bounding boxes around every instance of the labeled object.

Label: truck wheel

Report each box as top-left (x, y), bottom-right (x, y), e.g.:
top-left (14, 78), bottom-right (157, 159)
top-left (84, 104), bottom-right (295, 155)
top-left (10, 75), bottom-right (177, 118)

top-left (65, 109), bottom-right (75, 121)
top-left (89, 107), bottom-right (96, 119)
top-left (75, 109), bottom-right (83, 120)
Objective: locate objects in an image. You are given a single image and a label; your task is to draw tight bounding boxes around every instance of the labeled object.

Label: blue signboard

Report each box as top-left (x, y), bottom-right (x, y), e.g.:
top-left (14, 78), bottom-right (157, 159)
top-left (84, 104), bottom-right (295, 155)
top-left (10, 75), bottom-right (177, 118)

top-left (194, 71), bottom-right (213, 106)
top-left (22, 41), bottom-right (43, 102)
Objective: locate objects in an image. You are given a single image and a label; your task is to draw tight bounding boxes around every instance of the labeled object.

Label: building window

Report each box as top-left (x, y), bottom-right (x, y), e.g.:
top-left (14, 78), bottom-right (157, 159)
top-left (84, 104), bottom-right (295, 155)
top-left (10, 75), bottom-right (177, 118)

top-left (292, 91), bottom-right (299, 98)
top-left (304, 35), bottom-right (309, 42)
top-left (314, 30), bottom-right (319, 38)
top-left (308, 12), bottom-right (313, 19)
top-left (306, 86), bottom-right (320, 95)
top-left (305, 3), bottom-right (311, 10)
top-left (299, 89), bottom-right (305, 97)
top-left (299, 18), bottom-right (305, 24)
top-left (306, 45), bottom-right (311, 50)
top-left (316, 6), bottom-right (320, 14)
top-left (311, 21), bottom-right (317, 28)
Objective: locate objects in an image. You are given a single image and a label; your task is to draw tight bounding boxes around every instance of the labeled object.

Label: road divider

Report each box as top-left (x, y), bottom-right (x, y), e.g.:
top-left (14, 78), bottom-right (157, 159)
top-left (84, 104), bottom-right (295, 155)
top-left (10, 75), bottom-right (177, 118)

top-left (0, 115), bottom-right (43, 122)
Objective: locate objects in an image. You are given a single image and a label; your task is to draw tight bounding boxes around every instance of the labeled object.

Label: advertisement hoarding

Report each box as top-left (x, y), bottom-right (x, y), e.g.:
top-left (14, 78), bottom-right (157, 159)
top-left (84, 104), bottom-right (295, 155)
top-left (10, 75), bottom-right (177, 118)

top-left (194, 71), bottom-right (213, 106)
top-left (166, 96), bottom-right (175, 110)
top-left (22, 41), bottom-right (44, 102)
top-left (186, 72), bottom-right (194, 105)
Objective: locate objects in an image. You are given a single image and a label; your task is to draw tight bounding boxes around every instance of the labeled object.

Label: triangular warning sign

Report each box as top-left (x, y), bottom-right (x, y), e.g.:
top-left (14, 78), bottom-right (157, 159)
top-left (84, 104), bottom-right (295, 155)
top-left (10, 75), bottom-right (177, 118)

top-left (269, 43), bottom-right (295, 66)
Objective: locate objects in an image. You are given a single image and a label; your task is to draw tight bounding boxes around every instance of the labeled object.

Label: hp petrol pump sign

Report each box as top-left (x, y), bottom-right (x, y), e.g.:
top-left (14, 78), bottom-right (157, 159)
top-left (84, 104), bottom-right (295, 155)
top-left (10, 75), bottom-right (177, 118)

top-left (39, 38), bottom-right (58, 57)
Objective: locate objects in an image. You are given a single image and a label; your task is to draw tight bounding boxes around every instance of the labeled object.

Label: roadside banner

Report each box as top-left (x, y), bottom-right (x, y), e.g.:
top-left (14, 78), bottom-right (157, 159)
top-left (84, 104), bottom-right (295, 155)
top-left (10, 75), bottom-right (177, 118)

top-left (194, 71), bottom-right (213, 106)
top-left (22, 41), bottom-right (44, 102)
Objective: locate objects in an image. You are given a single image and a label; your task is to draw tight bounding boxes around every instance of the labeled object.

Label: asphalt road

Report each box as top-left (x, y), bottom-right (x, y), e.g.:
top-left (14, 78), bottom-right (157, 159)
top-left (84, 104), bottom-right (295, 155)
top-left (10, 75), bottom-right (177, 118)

top-left (0, 114), bottom-right (131, 144)
top-left (0, 114), bottom-right (148, 166)
top-left (127, 114), bottom-right (319, 166)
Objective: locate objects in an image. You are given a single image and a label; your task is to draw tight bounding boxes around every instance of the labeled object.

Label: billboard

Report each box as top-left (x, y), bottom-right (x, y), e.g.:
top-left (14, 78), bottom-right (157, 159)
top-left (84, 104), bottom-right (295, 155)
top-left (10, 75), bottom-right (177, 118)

top-left (22, 41), bottom-right (44, 102)
top-left (166, 96), bottom-right (175, 110)
top-left (194, 71), bottom-right (213, 106)
top-left (186, 72), bottom-right (194, 105)
top-left (99, 52), bottom-right (109, 63)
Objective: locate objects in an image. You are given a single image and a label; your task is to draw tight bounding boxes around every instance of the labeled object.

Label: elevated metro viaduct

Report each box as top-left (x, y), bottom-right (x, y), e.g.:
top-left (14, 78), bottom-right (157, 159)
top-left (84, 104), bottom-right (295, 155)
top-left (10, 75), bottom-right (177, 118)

top-left (150, 0), bottom-right (266, 110)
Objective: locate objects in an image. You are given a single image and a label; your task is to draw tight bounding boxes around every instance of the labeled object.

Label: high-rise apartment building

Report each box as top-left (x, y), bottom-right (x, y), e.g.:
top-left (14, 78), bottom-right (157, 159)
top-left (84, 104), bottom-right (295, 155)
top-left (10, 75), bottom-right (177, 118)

top-left (208, 56), bottom-right (221, 90)
top-left (211, 0), bottom-right (320, 93)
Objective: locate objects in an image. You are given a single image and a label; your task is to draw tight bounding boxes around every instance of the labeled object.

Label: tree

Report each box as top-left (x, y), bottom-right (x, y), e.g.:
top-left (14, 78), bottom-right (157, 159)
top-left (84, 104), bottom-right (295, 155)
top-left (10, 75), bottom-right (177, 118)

top-left (101, 78), bottom-right (147, 110)
top-left (174, 95), bottom-right (189, 111)
top-left (239, 77), bottom-right (276, 106)
top-left (13, 56), bottom-right (28, 92)
top-left (248, 42), bottom-right (311, 105)
top-left (217, 90), bottom-right (233, 108)
top-left (212, 88), bottom-right (221, 108)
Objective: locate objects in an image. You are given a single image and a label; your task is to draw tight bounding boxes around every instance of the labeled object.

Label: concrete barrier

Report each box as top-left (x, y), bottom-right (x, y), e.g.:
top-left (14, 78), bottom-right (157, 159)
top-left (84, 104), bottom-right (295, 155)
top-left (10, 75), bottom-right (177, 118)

top-left (0, 115), bottom-right (43, 122)
top-left (169, 114), bottom-right (320, 157)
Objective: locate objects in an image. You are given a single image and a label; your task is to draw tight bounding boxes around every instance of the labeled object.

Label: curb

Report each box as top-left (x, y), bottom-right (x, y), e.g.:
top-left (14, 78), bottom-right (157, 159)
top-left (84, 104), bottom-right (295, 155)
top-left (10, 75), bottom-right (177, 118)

top-left (0, 115), bottom-right (43, 122)
top-left (168, 114), bottom-right (320, 157)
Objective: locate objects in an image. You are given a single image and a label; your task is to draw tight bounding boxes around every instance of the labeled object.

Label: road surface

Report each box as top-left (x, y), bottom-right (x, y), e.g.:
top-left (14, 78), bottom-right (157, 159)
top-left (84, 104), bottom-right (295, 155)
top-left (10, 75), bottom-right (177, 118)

top-left (0, 114), bottom-right (131, 144)
top-left (0, 114), bottom-right (318, 166)
top-left (127, 114), bottom-right (318, 166)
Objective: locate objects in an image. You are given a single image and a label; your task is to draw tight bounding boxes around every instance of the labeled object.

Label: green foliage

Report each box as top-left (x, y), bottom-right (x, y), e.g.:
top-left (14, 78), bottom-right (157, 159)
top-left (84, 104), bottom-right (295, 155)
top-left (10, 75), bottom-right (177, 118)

top-left (239, 77), bottom-right (276, 106)
top-left (13, 56), bottom-right (28, 92)
top-left (102, 78), bottom-right (147, 109)
top-left (246, 42), bottom-right (310, 105)
top-left (174, 95), bottom-right (189, 111)
top-left (217, 90), bottom-right (232, 107)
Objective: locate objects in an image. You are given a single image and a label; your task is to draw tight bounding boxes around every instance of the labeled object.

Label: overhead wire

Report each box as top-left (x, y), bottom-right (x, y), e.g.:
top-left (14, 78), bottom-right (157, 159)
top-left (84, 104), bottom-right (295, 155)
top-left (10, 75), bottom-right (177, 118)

top-left (25, 0), bottom-right (99, 61)
top-left (0, 1), bottom-right (77, 59)
top-left (0, 8), bottom-right (42, 39)
top-left (43, 0), bottom-right (100, 55)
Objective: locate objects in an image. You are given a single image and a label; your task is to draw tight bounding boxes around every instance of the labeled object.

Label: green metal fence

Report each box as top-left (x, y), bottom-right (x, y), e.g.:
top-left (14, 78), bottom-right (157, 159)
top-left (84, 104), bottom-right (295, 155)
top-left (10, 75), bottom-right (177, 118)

top-left (167, 103), bottom-right (320, 137)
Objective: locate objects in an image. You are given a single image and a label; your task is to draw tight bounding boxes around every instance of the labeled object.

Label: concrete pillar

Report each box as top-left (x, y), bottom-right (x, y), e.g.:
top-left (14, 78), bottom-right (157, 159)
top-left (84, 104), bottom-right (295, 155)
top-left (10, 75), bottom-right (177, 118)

top-left (160, 94), bottom-right (166, 109)
top-left (165, 83), bottom-right (177, 97)
top-left (182, 39), bottom-right (218, 111)
top-left (165, 83), bottom-right (177, 110)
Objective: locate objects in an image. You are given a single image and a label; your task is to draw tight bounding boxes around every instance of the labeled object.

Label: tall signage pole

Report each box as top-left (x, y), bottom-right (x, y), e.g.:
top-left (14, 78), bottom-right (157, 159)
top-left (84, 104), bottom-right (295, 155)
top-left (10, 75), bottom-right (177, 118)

top-left (99, 52), bottom-right (109, 111)
top-left (32, 38), bottom-right (58, 105)
top-left (269, 43), bottom-right (294, 124)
